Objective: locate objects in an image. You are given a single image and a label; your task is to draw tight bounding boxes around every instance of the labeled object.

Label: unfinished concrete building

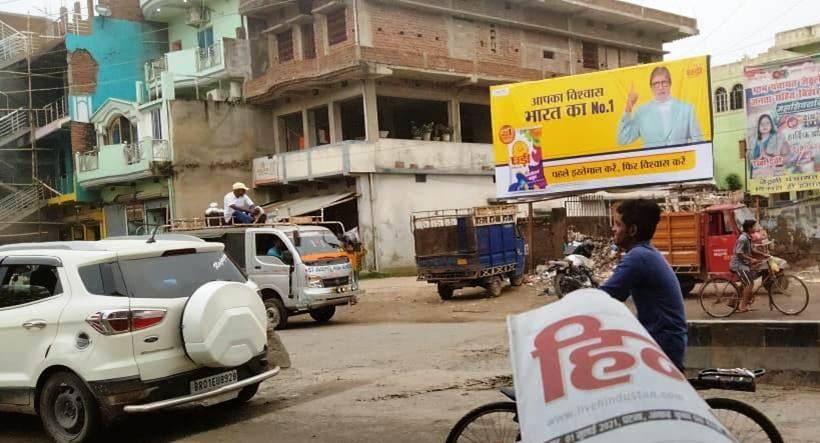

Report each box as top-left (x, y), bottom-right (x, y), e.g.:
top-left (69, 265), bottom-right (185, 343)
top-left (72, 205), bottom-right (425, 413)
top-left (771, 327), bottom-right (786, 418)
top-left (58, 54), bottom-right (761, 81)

top-left (243, 0), bottom-right (698, 272)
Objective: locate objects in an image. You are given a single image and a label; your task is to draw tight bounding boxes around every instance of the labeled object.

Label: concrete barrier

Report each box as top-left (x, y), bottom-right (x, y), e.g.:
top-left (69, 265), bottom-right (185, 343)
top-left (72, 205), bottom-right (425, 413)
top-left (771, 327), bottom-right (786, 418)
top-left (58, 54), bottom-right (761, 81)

top-left (685, 320), bottom-right (820, 386)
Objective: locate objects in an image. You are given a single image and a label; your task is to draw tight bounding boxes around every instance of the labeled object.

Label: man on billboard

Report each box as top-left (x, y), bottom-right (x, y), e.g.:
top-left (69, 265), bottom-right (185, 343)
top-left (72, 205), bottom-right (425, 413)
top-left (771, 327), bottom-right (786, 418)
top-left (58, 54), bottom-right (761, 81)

top-left (617, 66), bottom-right (704, 148)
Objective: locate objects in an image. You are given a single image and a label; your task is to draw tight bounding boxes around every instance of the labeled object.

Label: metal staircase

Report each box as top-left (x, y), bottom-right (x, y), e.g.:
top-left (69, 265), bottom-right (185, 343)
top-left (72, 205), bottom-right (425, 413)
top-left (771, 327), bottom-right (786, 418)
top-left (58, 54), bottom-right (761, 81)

top-left (0, 180), bottom-right (59, 233)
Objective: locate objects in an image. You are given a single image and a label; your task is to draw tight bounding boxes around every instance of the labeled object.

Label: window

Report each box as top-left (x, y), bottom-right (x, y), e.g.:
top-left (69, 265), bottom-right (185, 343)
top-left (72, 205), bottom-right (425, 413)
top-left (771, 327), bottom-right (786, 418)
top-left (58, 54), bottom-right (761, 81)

top-left (326, 8), bottom-right (347, 46)
top-left (582, 42), bottom-right (598, 69)
top-left (151, 108), bottom-right (162, 140)
top-left (277, 30), bottom-right (294, 62)
top-left (730, 84), bottom-right (744, 110)
top-left (638, 52), bottom-right (652, 64)
top-left (542, 50), bottom-right (554, 60)
top-left (107, 116), bottom-right (136, 145)
top-left (118, 251), bottom-right (245, 299)
top-left (715, 87), bottom-right (728, 113)
top-left (255, 233), bottom-right (291, 265)
top-left (302, 24), bottom-right (316, 60)
top-left (0, 264), bottom-right (62, 308)
top-left (197, 27), bottom-right (214, 50)
top-left (78, 263), bottom-right (127, 296)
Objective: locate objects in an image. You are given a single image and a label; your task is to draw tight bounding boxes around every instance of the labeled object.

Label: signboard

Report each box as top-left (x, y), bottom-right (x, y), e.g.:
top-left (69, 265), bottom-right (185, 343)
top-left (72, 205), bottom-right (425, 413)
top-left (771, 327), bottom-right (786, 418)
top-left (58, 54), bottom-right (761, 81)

top-left (508, 290), bottom-right (734, 443)
top-left (744, 57), bottom-right (820, 194)
top-left (491, 56), bottom-right (714, 199)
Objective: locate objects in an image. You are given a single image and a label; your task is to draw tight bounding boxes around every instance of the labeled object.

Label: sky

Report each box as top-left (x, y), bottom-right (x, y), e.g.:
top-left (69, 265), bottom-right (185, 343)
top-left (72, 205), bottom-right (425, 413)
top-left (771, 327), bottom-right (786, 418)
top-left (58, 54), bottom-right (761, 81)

top-left (0, 0), bottom-right (817, 66)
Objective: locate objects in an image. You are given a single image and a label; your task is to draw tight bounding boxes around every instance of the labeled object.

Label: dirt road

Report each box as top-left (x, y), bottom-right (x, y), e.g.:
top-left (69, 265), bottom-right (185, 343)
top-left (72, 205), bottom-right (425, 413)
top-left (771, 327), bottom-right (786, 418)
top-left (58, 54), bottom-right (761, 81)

top-left (4, 277), bottom-right (819, 442)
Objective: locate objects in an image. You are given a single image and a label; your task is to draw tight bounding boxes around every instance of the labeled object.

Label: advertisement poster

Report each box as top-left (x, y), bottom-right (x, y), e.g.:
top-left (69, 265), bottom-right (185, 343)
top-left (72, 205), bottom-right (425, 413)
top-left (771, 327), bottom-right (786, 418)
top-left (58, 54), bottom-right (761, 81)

top-left (491, 56), bottom-right (714, 199)
top-left (744, 57), bottom-right (820, 194)
top-left (508, 290), bottom-right (735, 443)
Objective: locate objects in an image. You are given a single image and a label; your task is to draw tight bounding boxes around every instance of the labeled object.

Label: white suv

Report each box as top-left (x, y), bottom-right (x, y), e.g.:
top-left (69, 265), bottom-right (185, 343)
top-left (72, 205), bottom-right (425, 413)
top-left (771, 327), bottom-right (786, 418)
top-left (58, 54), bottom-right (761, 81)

top-left (0, 236), bottom-right (278, 442)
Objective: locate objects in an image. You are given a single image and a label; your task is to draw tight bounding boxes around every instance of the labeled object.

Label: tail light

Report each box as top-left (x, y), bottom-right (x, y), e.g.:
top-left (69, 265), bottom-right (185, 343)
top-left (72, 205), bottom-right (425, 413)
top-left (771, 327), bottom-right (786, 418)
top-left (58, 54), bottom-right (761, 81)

top-left (86, 309), bottom-right (167, 335)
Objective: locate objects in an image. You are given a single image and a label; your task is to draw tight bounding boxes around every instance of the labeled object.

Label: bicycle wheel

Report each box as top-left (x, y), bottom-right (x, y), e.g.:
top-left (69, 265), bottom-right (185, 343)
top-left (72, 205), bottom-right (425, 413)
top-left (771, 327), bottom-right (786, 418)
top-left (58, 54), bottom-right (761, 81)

top-left (699, 278), bottom-right (740, 318)
top-left (445, 401), bottom-right (519, 443)
top-left (769, 274), bottom-right (810, 315)
top-left (706, 397), bottom-right (783, 443)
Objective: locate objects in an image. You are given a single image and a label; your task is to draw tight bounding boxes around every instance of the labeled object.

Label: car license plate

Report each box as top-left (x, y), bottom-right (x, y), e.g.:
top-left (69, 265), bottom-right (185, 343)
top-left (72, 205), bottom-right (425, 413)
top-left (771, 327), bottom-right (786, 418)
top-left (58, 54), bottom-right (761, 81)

top-left (190, 370), bottom-right (238, 395)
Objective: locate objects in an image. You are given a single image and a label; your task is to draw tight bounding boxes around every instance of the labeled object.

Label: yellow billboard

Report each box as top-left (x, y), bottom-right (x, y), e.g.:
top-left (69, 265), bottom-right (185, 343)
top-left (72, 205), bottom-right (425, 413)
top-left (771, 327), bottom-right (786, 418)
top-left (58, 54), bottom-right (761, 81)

top-left (491, 56), bottom-right (714, 198)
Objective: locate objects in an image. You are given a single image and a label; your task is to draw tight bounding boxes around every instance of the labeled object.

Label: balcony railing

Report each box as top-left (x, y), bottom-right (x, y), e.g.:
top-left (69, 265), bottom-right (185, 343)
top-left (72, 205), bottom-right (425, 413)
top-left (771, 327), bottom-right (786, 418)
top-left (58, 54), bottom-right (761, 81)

top-left (145, 57), bottom-right (167, 84)
top-left (196, 41), bottom-right (222, 72)
top-left (34, 96), bottom-right (68, 127)
top-left (77, 139), bottom-right (171, 186)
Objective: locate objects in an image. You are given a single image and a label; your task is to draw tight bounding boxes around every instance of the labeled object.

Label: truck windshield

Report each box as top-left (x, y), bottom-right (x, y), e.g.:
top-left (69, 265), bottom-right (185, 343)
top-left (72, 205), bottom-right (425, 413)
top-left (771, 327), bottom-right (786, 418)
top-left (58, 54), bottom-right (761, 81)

top-left (734, 207), bottom-right (756, 230)
top-left (289, 231), bottom-right (343, 256)
top-left (118, 251), bottom-right (246, 299)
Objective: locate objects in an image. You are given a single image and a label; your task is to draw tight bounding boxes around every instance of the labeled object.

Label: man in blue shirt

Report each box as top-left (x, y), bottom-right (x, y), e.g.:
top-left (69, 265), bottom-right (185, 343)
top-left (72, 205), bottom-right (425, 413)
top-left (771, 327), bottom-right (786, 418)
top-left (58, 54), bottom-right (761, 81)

top-left (600, 199), bottom-right (688, 370)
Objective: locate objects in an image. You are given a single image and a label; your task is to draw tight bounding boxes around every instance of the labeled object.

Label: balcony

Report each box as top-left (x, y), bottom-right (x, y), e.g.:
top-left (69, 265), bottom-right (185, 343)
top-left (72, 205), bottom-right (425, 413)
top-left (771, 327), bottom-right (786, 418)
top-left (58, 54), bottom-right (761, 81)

top-left (77, 139), bottom-right (171, 188)
top-left (253, 139), bottom-right (494, 186)
top-left (145, 38), bottom-right (249, 93)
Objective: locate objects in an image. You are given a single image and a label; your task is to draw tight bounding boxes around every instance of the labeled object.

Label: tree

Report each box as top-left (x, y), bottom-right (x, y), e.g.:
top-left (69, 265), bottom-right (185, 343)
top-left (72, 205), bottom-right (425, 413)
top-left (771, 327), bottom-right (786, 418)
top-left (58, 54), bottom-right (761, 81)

top-left (725, 173), bottom-right (742, 191)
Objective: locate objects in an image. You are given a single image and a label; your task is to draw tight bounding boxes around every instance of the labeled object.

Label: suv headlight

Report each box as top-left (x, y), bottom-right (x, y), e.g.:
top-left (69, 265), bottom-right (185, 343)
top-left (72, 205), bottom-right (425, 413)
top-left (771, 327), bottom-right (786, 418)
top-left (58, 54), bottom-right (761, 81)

top-left (307, 275), bottom-right (323, 288)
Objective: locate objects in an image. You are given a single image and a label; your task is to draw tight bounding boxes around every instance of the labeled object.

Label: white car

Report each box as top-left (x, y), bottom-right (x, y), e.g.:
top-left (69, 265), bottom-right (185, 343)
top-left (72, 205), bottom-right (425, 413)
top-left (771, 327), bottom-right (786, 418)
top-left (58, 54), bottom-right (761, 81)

top-left (0, 236), bottom-right (278, 442)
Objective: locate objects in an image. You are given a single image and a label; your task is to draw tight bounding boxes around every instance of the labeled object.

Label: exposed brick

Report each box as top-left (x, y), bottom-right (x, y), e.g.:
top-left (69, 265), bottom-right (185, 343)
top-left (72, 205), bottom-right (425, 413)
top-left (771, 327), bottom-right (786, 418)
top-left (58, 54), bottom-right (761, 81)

top-left (97, 0), bottom-right (144, 22)
top-left (68, 49), bottom-right (98, 95)
top-left (70, 122), bottom-right (96, 154)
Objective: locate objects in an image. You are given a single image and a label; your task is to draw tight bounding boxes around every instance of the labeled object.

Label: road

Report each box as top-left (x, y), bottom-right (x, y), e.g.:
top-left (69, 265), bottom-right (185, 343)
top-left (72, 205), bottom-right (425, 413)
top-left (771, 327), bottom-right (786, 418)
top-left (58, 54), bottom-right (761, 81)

top-left (4, 275), bottom-right (820, 442)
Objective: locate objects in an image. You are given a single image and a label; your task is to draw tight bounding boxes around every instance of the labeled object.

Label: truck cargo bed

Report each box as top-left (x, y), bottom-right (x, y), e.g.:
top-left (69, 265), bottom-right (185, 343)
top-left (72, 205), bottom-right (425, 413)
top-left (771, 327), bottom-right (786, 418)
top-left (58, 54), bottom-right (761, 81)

top-left (652, 212), bottom-right (701, 274)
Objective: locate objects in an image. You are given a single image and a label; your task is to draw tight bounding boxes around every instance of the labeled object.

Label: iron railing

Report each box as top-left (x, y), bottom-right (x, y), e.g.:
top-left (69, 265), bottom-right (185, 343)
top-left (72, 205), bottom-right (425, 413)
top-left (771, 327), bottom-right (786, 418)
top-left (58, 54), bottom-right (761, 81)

top-left (0, 20), bottom-right (29, 64)
top-left (196, 40), bottom-right (223, 71)
top-left (0, 181), bottom-right (59, 226)
top-left (34, 96), bottom-right (68, 127)
top-left (0, 108), bottom-right (28, 140)
top-left (145, 57), bottom-right (167, 83)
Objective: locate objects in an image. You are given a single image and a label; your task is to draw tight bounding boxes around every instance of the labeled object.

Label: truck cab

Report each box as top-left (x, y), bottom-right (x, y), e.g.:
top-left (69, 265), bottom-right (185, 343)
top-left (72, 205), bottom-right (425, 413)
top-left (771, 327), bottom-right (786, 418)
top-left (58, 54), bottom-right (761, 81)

top-left (179, 224), bottom-right (362, 329)
top-left (701, 204), bottom-right (757, 277)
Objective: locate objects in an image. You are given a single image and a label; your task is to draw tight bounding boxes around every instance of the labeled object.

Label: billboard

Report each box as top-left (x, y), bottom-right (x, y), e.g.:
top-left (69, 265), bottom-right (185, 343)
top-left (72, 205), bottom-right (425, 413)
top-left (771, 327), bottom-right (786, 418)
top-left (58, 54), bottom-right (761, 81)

top-left (744, 57), bottom-right (820, 195)
top-left (490, 56), bottom-right (714, 199)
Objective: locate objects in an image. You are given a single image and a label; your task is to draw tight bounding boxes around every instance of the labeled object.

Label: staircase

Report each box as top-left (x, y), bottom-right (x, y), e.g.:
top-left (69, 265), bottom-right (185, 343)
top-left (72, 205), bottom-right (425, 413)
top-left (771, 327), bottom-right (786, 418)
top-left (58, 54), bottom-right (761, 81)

top-left (0, 181), bottom-right (59, 234)
top-left (0, 20), bottom-right (29, 68)
top-left (0, 108), bottom-right (30, 147)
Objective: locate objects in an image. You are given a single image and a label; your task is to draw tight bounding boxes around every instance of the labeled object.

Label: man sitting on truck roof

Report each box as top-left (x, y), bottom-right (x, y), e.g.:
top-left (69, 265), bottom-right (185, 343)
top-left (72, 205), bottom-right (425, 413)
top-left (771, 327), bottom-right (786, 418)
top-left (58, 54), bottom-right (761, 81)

top-left (600, 199), bottom-right (688, 371)
top-left (224, 182), bottom-right (266, 225)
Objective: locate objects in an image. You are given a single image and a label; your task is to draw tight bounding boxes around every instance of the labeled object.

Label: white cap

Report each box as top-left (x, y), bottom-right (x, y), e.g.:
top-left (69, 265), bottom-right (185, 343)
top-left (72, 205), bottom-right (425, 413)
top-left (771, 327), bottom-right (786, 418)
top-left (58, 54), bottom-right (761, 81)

top-left (232, 182), bottom-right (249, 191)
top-left (209, 202), bottom-right (218, 208)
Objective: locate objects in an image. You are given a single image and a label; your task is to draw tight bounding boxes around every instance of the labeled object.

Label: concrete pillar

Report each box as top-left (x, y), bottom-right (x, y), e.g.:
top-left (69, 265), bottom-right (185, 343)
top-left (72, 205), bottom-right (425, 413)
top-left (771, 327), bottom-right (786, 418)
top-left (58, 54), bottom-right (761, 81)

top-left (356, 174), bottom-right (379, 271)
top-left (273, 113), bottom-right (283, 154)
top-left (362, 79), bottom-right (379, 142)
top-left (450, 98), bottom-right (462, 143)
top-left (329, 100), bottom-right (342, 143)
top-left (301, 108), bottom-right (311, 148)
top-left (306, 108), bottom-right (318, 147)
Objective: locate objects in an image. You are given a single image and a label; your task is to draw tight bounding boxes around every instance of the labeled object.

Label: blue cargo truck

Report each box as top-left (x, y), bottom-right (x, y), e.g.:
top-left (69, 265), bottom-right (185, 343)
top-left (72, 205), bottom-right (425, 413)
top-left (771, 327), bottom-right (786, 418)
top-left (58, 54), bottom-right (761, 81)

top-left (412, 205), bottom-right (527, 300)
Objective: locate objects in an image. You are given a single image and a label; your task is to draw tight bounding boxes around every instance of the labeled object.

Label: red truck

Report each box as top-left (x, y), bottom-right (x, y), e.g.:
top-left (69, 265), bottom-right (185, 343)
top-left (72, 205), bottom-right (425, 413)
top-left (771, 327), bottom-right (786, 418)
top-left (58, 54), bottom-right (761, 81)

top-left (652, 203), bottom-right (758, 294)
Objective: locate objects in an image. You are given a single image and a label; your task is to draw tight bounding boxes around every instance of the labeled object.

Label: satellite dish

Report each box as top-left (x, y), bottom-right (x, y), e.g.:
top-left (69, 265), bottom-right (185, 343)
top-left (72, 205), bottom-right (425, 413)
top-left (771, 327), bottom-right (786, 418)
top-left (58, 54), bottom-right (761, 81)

top-left (95, 5), bottom-right (112, 17)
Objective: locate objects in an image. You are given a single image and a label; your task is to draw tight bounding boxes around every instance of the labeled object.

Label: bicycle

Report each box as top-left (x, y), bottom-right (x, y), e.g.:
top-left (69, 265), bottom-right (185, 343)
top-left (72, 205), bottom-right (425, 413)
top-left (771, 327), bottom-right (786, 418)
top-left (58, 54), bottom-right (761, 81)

top-left (445, 368), bottom-right (783, 443)
top-left (699, 258), bottom-right (810, 318)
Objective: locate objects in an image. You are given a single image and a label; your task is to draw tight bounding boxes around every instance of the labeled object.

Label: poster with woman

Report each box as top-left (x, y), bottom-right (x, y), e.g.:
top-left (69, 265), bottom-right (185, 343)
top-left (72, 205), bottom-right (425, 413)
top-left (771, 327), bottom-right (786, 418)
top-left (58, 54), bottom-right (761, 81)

top-left (745, 57), bottom-right (820, 194)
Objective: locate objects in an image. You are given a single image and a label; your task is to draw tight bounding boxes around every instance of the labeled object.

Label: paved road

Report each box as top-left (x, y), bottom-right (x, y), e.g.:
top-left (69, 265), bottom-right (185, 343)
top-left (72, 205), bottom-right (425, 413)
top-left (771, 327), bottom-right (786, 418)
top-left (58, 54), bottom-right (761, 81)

top-left (5, 320), bottom-right (820, 442)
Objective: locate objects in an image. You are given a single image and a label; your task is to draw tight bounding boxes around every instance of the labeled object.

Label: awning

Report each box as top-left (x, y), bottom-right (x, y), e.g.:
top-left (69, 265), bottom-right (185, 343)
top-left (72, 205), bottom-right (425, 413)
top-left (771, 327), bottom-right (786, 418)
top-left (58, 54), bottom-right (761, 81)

top-left (262, 192), bottom-right (356, 221)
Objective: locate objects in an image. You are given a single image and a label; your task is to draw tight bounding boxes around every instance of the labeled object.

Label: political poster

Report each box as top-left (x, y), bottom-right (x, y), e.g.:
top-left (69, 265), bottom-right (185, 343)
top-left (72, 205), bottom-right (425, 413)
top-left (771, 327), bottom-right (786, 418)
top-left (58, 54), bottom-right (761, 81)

top-left (744, 57), bottom-right (820, 194)
top-left (491, 56), bottom-right (714, 199)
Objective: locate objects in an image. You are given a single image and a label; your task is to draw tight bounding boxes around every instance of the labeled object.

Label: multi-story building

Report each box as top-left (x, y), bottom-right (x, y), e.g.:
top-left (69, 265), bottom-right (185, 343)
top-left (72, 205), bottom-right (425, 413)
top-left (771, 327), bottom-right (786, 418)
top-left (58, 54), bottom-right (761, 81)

top-left (0, 8), bottom-right (100, 243)
top-left (69, 0), bottom-right (270, 236)
top-left (711, 23), bottom-right (820, 198)
top-left (242, 0), bottom-right (698, 272)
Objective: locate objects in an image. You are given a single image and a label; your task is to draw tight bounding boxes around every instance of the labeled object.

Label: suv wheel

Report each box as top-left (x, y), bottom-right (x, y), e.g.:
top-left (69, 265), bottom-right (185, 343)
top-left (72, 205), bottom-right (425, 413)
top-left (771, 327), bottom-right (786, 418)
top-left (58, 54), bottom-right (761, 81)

top-left (39, 371), bottom-right (102, 443)
top-left (309, 305), bottom-right (336, 323)
top-left (232, 382), bottom-right (260, 404)
top-left (264, 297), bottom-right (288, 330)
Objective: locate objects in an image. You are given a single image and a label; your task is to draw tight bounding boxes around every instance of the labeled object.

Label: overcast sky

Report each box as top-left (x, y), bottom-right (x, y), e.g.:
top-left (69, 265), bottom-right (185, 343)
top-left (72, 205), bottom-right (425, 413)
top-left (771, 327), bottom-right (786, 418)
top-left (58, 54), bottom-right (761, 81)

top-left (1, 0), bottom-right (817, 66)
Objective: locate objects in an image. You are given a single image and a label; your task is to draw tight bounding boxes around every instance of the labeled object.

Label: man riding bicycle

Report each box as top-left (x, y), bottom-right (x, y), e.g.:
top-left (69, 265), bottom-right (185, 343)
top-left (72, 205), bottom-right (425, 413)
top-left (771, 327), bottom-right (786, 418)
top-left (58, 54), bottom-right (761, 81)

top-left (730, 219), bottom-right (770, 313)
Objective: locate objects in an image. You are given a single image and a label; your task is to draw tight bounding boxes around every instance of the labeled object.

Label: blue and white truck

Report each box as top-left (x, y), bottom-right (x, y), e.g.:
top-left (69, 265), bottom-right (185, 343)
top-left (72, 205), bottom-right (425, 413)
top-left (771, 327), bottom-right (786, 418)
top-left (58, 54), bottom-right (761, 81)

top-left (412, 205), bottom-right (527, 300)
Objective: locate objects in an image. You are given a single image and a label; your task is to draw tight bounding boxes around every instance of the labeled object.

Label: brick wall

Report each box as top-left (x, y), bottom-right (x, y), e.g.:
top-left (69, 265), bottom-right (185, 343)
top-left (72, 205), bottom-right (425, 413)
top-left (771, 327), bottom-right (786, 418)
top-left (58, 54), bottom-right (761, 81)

top-left (70, 122), bottom-right (96, 154)
top-left (67, 49), bottom-right (98, 95)
top-left (97, 0), bottom-right (144, 21)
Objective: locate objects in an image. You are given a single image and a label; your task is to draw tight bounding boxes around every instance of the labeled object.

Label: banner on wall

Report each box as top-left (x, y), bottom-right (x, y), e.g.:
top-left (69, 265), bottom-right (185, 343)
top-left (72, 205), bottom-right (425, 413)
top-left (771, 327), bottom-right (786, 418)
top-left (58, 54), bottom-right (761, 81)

top-left (490, 56), bottom-right (714, 199)
top-left (744, 57), bottom-right (820, 195)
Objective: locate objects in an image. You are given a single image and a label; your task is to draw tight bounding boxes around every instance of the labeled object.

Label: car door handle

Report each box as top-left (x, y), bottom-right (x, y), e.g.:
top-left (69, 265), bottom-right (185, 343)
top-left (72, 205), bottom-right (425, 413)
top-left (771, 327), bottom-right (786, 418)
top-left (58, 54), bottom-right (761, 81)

top-left (22, 320), bottom-right (47, 329)
top-left (254, 266), bottom-right (262, 270)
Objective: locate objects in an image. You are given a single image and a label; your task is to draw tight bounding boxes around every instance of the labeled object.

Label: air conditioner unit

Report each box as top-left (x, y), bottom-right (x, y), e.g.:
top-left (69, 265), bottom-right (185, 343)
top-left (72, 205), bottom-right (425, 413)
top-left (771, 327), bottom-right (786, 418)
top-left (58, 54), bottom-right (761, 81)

top-left (228, 81), bottom-right (242, 101)
top-left (206, 88), bottom-right (226, 101)
top-left (186, 7), bottom-right (209, 27)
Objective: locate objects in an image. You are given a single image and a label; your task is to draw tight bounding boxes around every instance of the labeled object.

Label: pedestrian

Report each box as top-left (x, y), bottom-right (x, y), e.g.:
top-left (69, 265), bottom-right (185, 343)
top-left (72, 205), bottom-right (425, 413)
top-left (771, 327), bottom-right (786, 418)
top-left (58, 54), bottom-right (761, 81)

top-left (223, 182), bottom-right (266, 225)
top-left (730, 219), bottom-right (768, 312)
top-left (600, 199), bottom-right (688, 370)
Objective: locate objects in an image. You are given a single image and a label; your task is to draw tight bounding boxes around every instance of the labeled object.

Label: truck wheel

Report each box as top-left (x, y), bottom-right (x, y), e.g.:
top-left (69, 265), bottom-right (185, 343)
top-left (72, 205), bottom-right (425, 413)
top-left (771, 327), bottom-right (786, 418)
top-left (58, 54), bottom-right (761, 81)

top-left (509, 273), bottom-right (525, 287)
top-left (309, 305), bottom-right (336, 323)
top-left (39, 371), bottom-right (102, 443)
top-left (437, 284), bottom-right (454, 300)
top-left (487, 276), bottom-right (503, 297)
top-left (677, 276), bottom-right (697, 295)
top-left (264, 297), bottom-right (288, 330)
